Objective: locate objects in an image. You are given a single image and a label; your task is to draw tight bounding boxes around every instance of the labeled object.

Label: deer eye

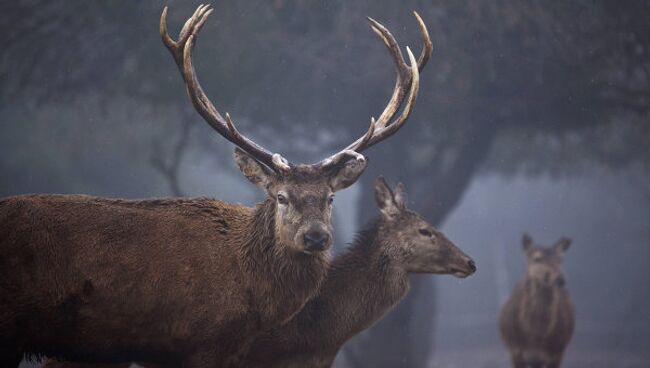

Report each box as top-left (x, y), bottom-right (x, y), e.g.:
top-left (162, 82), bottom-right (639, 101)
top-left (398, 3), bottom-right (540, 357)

top-left (277, 193), bottom-right (288, 205)
top-left (419, 228), bottom-right (432, 237)
top-left (328, 195), bottom-right (335, 205)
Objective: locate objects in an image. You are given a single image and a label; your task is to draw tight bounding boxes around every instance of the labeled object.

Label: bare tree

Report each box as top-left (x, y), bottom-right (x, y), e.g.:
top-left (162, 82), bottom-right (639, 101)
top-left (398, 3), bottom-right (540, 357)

top-left (150, 110), bottom-right (194, 197)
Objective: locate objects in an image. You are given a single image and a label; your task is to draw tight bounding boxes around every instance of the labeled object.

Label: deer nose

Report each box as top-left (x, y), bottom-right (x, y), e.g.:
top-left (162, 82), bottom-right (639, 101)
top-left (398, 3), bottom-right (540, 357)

top-left (303, 229), bottom-right (330, 252)
top-left (467, 260), bottom-right (477, 273)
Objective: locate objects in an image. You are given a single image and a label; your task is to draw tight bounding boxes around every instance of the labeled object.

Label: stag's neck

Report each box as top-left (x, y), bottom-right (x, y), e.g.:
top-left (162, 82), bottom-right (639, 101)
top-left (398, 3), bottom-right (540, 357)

top-left (241, 199), bottom-right (329, 328)
top-left (265, 218), bottom-right (409, 355)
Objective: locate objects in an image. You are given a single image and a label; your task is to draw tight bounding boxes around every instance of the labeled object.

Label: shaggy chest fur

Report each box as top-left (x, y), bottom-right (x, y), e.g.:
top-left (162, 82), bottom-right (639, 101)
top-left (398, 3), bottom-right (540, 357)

top-left (239, 220), bottom-right (409, 368)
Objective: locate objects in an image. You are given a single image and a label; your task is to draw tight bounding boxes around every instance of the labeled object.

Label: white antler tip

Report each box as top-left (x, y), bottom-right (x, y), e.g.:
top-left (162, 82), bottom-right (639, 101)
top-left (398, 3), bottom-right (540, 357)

top-left (272, 153), bottom-right (291, 171)
top-left (343, 150), bottom-right (366, 162)
top-left (405, 46), bottom-right (418, 67)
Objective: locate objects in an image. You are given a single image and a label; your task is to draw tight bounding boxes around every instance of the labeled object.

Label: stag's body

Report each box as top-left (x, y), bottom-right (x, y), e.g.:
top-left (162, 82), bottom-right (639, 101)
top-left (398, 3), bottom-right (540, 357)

top-left (238, 178), bottom-right (476, 368)
top-left (0, 194), bottom-right (327, 366)
top-left (499, 235), bottom-right (575, 368)
top-left (4, 2), bottom-right (432, 366)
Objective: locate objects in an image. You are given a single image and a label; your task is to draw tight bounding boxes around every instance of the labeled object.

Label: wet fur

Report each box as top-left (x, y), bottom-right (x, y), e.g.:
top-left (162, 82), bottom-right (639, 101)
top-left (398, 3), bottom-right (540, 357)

top-left (236, 177), bottom-right (476, 368)
top-left (0, 194), bottom-right (328, 367)
top-left (41, 222), bottom-right (396, 368)
top-left (237, 219), bottom-right (410, 368)
top-left (38, 179), bottom-right (474, 368)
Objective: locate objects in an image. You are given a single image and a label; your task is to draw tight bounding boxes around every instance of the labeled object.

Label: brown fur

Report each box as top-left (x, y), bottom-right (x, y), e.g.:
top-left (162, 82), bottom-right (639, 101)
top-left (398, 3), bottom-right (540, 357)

top-left (499, 234), bottom-right (575, 368)
top-left (39, 178), bottom-right (476, 368)
top-left (234, 177), bottom-right (476, 368)
top-left (0, 191), bottom-right (330, 367)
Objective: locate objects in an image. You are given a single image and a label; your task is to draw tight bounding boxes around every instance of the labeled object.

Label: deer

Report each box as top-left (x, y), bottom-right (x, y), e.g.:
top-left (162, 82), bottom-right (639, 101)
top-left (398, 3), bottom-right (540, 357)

top-left (499, 234), bottom-right (575, 368)
top-left (235, 177), bottom-right (476, 368)
top-left (42, 177), bottom-right (475, 368)
top-left (0, 4), bottom-right (432, 368)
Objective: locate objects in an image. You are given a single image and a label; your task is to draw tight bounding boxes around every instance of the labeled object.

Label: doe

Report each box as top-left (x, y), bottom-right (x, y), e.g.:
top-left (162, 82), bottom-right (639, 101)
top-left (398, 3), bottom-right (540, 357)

top-left (499, 234), bottom-right (575, 368)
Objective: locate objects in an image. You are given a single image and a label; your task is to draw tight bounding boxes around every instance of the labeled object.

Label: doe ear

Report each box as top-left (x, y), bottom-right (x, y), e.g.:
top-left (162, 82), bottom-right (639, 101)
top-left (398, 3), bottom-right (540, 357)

top-left (393, 182), bottom-right (408, 209)
top-left (522, 233), bottom-right (533, 252)
top-left (328, 155), bottom-right (368, 192)
top-left (554, 237), bottom-right (572, 253)
top-left (234, 148), bottom-right (276, 190)
top-left (374, 176), bottom-right (401, 219)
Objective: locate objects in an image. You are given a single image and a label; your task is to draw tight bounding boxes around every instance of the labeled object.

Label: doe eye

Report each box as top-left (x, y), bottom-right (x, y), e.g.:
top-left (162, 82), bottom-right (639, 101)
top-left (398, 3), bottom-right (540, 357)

top-left (328, 195), bottom-right (335, 204)
top-left (277, 194), bottom-right (288, 205)
top-left (419, 228), bottom-right (432, 237)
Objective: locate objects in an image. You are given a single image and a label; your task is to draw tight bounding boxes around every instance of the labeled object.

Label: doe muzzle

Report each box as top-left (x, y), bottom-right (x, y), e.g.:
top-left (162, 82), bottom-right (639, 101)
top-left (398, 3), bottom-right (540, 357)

top-left (467, 259), bottom-right (477, 274)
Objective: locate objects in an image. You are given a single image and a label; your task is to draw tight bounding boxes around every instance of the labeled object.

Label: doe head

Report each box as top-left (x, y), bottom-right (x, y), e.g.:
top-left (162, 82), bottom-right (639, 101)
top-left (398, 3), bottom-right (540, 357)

top-left (374, 177), bottom-right (476, 277)
top-left (522, 233), bottom-right (571, 287)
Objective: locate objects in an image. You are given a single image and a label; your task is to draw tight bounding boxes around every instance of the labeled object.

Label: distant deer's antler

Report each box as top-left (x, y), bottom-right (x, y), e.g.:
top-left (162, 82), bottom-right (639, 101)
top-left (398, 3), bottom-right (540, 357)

top-left (160, 5), bottom-right (290, 172)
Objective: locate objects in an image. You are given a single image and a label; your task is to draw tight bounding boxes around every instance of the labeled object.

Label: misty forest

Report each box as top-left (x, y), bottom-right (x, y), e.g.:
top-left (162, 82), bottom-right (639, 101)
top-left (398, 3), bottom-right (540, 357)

top-left (1, 1), bottom-right (649, 367)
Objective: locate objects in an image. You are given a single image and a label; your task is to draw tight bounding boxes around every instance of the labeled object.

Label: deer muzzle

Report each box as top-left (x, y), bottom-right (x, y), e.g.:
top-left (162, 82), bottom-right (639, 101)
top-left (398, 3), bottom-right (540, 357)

top-left (302, 224), bottom-right (331, 253)
top-left (450, 255), bottom-right (477, 278)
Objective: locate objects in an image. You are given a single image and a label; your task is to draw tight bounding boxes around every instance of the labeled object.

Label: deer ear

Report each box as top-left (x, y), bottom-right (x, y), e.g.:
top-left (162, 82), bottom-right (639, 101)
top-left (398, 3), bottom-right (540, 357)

top-left (554, 237), bottom-right (572, 253)
top-left (328, 155), bottom-right (368, 192)
top-left (522, 233), bottom-right (533, 252)
top-left (374, 176), bottom-right (400, 219)
top-left (393, 182), bottom-right (408, 209)
top-left (234, 148), bottom-right (276, 190)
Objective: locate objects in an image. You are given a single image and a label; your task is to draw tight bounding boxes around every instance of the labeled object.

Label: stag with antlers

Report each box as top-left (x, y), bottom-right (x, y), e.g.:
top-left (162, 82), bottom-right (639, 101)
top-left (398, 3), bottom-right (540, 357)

top-left (0, 4), bottom-right (431, 367)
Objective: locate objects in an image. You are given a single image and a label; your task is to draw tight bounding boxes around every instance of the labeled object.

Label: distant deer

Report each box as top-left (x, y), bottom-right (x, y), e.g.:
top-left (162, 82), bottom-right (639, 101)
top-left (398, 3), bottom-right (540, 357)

top-left (236, 177), bottom-right (476, 368)
top-left (499, 234), bottom-right (575, 368)
top-left (0, 4), bottom-right (432, 368)
top-left (42, 177), bottom-right (474, 368)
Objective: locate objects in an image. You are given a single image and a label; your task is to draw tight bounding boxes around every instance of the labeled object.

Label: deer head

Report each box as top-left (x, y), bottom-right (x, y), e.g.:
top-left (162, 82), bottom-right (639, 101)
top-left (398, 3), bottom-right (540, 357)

top-left (160, 5), bottom-right (432, 254)
top-left (522, 233), bottom-right (571, 287)
top-left (374, 177), bottom-right (476, 277)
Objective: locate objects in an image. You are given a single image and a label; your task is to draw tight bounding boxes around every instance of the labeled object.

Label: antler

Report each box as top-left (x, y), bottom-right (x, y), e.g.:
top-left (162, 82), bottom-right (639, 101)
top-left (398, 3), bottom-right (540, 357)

top-left (160, 5), bottom-right (290, 172)
top-left (161, 5), bottom-right (431, 172)
top-left (318, 12), bottom-right (432, 169)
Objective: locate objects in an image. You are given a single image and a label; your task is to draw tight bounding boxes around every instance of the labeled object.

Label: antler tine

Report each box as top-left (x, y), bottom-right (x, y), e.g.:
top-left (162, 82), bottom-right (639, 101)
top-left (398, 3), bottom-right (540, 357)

top-left (360, 46), bottom-right (420, 150)
top-left (160, 5), bottom-right (211, 64)
top-left (413, 11), bottom-right (433, 73)
top-left (161, 5), bottom-right (290, 172)
top-left (160, 7), bottom-right (175, 50)
top-left (319, 13), bottom-right (429, 168)
top-left (364, 13), bottom-right (431, 132)
top-left (347, 46), bottom-right (420, 153)
top-left (358, 117), bottom-right (377, 150)
top-left (365, 17), bottom-right (410, 131)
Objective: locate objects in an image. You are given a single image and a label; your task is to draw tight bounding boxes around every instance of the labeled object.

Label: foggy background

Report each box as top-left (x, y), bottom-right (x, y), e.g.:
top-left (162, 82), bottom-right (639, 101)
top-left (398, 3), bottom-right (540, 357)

top-left (1, 1), bottom-right (648, 367)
